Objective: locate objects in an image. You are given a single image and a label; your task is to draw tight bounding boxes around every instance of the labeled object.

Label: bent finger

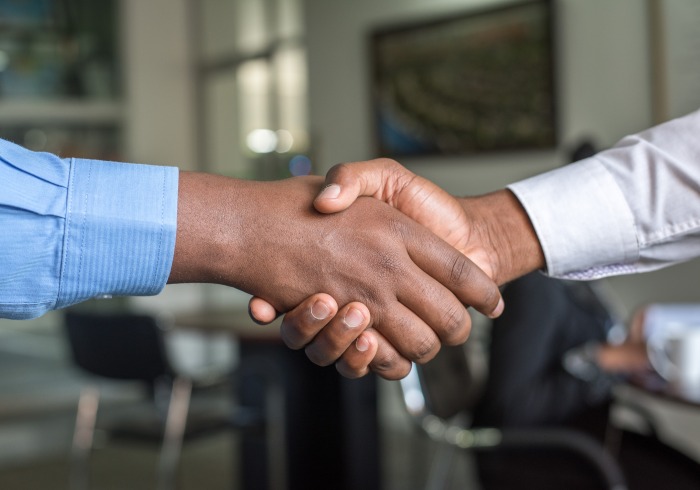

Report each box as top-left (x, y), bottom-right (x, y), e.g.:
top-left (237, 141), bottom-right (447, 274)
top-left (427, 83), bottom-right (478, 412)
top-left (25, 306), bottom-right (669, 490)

top-left (305, 302), bottom-right (371, 366)
top-left (369, 332), bottom-right (413, 380)
top-left (335, 330), bottom-right (379, 379)
top-left (402, 222), bottom-right (504, 322)
top-left (372, 300), bottom-right (443, 364)
top-left (279, 293), bottom-right (338, 350)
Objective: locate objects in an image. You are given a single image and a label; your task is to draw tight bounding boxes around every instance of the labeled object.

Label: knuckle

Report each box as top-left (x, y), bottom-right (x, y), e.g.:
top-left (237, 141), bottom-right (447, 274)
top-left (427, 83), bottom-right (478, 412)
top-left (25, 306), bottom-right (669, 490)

top-left (375, 250), bottom-right (404, 279)
top-left (378, 158), bottom-right (403, 178)
top-left (397, 364), bottom-right (412, 379)
top-left (335, 361), bottom-right (366, 379)
top-left (448, 255), bottom-right (474, 286)
top-left (304, 344), bottom-right (336, 367)
top-left (407, 333), bottom-right (439, 363)
top-left (444, 311), bottom-right (472, 346)
top-left (280, 328), bottom-right (305, 350)
top-left (371, 349), bottom-right (400, 374)
top-left (439, 304), bottom-right (470, 344)
top-left (383, 362), bottom-right (412, 381)
top-left (376, 157), bottom-right (400, 167)
top-left (483, 286), bottom-right (502, 312)
top-left (386, 212), bottom-right (408, 235)
top-left (370, 351), bottom-right (412, 380)
top-left (415, 344), bottom-right (441, 365)
top-left (327, 162), bottom-right (352, 181)
top-left (358, 288), bottom-right (383, 311)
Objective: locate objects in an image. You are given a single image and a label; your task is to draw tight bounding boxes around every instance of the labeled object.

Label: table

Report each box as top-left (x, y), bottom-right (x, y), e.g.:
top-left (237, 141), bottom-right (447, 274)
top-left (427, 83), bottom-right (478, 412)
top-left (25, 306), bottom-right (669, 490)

top-left (607, 374), bottom-right (700, 488)
top-left (624, 371), bottom-right (700, 407)
top-left (610, 370), bottom-right (700, 450)
top-left (174, 310), bottom-right (381, 490)
top-left (610, 371), bottom-right (700, 461)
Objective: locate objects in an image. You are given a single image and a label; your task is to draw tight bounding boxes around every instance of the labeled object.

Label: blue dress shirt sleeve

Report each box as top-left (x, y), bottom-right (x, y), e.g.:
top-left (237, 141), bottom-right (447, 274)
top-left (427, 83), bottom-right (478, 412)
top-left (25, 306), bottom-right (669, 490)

top-left (0, 138), bottom-right (179, 319)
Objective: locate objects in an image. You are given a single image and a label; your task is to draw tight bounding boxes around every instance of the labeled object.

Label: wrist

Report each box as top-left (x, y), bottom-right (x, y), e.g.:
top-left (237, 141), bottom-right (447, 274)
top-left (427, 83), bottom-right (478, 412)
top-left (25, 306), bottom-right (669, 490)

top-left (170, 171), bottom-right (248, 286)
top-left (460, 189), bottom-right (545, 285)
top-left (170, 173), bottom-right (327, 310)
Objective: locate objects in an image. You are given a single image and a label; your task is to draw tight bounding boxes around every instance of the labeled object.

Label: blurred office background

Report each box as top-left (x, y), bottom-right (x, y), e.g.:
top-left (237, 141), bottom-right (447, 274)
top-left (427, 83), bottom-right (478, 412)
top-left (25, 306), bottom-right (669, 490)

top-left (1, 0), bottom-right (700, 489)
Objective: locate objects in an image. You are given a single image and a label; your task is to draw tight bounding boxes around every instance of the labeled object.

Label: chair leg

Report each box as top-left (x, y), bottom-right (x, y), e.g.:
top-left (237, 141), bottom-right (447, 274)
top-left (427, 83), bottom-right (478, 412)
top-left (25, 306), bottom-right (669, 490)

top-left (70, 385), bottom-right (101, 490)
top-left (157, 377), bottom-right (192, 490)
top-left (425, 441), bottom-right (456, 490)
top-left (265, 378), bottom-right (287, 490)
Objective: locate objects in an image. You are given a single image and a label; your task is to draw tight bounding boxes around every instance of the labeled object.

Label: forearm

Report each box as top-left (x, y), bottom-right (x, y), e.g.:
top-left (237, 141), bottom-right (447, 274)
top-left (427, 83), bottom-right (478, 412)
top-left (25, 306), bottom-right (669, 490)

top-left (459, 189), bottom-right (545, 285)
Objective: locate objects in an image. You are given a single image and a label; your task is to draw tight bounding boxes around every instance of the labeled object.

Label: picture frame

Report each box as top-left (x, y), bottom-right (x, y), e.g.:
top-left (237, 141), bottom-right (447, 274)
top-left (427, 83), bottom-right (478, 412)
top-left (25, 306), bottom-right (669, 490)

top-left (369, 0), bottom-right (557, 158)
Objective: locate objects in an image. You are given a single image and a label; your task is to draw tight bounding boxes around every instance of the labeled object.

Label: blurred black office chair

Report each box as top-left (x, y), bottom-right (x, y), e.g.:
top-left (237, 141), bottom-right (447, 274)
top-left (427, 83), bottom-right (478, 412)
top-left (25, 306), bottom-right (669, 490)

top-left (64, 311), bottom-right (260, 490)
top-left (399, 344), bottom-right (628, 490)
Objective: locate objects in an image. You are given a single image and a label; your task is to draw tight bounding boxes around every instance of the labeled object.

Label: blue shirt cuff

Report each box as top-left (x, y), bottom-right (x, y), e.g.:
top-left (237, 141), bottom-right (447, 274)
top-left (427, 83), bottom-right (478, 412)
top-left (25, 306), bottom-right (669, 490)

top-left (56, 158), bottom-right (179, 309)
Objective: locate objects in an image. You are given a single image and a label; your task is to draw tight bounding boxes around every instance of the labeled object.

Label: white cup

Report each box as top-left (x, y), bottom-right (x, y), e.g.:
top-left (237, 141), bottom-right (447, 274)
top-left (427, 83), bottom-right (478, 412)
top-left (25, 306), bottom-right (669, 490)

top-left (647, 326), bottom-right (700, 395)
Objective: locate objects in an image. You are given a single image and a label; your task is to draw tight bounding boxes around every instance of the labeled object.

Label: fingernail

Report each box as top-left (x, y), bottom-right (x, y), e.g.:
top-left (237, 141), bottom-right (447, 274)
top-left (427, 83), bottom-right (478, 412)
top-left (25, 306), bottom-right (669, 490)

top-left (311, 301), bottom-right (331, 320)
top-left (344, 307), bottom-right (364, 328)
top-left (356, 336), bottom-right (370, 352)
top-left (489, 298), bottom-right (505, 318)
top-left (318, 184), bottom-right (341, 199)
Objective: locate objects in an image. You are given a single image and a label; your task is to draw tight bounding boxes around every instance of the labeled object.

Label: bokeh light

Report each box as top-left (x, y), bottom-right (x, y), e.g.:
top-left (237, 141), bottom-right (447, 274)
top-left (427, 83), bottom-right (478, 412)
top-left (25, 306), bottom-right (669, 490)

top-left (288, 154), bottom-right (312, 176)
top-left (246, 129), bottom-right (277, 153)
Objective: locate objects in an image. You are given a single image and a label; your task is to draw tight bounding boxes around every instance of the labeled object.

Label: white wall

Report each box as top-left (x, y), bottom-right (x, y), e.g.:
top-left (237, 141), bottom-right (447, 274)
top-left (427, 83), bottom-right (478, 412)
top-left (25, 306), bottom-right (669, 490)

top-left (303, 0), bottom-right (700, 313)
top-left (122, 0), bottom-right (197, 170)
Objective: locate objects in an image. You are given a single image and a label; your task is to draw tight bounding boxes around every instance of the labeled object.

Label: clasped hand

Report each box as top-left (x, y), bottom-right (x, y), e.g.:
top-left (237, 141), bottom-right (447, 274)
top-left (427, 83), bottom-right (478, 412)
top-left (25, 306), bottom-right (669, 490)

top-left (245, 161), bottom-right (513, 379)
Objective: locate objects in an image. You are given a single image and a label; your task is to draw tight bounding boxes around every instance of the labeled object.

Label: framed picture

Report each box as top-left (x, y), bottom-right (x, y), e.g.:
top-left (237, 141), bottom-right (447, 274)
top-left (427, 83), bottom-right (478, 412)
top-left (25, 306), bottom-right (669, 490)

top-left (369, 0), bottom-right (557, 158)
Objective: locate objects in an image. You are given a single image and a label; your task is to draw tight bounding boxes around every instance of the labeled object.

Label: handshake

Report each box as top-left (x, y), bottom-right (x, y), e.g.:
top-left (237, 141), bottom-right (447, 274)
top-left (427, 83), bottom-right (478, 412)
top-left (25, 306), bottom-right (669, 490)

top-left (170, 158), bottom-right (545, 380)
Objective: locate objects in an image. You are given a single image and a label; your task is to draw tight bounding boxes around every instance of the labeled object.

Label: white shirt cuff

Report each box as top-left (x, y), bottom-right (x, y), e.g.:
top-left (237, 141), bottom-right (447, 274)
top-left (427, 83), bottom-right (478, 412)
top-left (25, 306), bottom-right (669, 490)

top-left (507, 158), bottom-right (639, 279)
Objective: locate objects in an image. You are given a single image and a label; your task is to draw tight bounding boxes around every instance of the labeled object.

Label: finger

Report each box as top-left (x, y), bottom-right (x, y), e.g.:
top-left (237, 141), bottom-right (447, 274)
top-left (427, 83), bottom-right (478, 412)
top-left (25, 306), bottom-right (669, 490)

top-left (368, 330), bottom-right (413, 380)
top-left (305, 302), bottom-right (371, 366)
top-left (401, 221), bottom-right (504, 322)
top-left (314, 159), bottom-right (415, 214)
top-left (369, 300), bottom-right (443, 365)
top-left (335, 330), bottom-right (379, 379)
top-left (248, 297), bottom-right (279, 324)
top-left (394, 262), bottom-right (474, 347)
top-left (279, 294), bottom-right (338, 350)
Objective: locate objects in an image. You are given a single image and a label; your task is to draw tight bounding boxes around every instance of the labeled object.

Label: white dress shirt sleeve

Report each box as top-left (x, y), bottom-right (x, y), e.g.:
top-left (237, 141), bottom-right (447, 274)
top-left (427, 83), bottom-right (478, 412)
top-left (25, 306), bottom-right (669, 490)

top-left (508, 109), bottom-right (700, 279)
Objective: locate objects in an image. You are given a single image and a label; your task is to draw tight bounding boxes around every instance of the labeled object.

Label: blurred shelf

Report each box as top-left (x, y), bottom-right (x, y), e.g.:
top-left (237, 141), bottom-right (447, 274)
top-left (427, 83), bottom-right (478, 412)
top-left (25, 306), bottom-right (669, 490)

top-left (0, 100), bottom-right (124, 125)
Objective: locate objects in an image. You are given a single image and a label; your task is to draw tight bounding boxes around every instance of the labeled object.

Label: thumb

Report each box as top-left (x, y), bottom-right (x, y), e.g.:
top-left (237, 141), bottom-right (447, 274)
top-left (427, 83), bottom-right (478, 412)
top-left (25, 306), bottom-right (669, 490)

top-left (314, 159), bottom-right (409, 214)
top-left (313, 163), bottom-right (365, 214)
